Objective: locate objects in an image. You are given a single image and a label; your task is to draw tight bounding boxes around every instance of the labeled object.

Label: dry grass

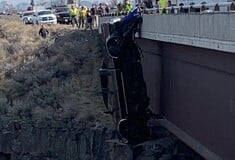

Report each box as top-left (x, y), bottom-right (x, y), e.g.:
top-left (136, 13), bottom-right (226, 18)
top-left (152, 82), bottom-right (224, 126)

top-left (0, 18), bottom-right (72, 74)
top-left (0, 18), bottom-right (41, 76)
top-left (0, 17), bottom-right (113, 127)
top-left (0, 19), bottom-right (40, 54)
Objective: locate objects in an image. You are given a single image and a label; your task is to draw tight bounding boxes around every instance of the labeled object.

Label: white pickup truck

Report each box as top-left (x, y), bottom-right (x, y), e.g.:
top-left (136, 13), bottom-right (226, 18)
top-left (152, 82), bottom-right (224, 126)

top-left (32, 10), bottom-right (57, 25)
top-left (21, 11), bottom-right (35, 24)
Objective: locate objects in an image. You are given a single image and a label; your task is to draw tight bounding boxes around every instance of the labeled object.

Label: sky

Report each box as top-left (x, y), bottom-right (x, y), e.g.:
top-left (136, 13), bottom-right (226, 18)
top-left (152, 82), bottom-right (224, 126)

top-left (8, 0), bottom-right (112, 8)
top-left (9, 0), bottom-right (97, 6)
top-left (8, 0), bottom-right (32, 6)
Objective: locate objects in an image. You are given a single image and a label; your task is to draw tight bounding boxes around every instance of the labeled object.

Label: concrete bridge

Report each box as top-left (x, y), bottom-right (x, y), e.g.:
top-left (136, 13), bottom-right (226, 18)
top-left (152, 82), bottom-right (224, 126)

top-left (99, 9), bottom-right (235, 160)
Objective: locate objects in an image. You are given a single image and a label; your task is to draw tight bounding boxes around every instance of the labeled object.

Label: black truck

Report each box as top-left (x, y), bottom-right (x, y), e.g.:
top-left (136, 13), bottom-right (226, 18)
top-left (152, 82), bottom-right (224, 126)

top-left (100, 8), bottom-right (152, 145)
top-left (55, 6), bottom-right (71, 24)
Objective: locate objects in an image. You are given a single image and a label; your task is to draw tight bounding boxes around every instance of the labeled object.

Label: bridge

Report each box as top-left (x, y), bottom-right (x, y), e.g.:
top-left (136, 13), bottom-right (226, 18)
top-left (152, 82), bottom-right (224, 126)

top-left (99, 3), bottom-right (235, 160)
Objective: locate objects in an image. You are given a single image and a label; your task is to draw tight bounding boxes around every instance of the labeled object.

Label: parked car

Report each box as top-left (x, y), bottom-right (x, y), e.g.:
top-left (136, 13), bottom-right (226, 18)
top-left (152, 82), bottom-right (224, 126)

top-left (32, 10), bottom-right (57, 25)
top-left (55, 6), bottom-right (71, 24)
top-left (0, 11), bottom-right (6, 15)
top-left (21, 11), bottom-right (35, 24)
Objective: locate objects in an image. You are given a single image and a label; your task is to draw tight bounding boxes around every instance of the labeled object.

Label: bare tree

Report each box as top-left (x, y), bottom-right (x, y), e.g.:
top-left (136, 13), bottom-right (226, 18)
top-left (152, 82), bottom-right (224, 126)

top-left (36, 0), bottom-right (48, 6)
top-left (92, 1), bottom-right (99, 5)
top-left (110, 0), bottom-right (118, 6)
top-left (50, 0), bottom-right (68, 6)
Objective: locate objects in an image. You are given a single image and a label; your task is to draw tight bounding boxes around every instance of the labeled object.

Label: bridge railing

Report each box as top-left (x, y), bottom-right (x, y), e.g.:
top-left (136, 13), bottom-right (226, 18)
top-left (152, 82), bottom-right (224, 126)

top-left (144, 2), bottom-right (235, 14)
top-left (100, 12), bottom-right (128, 17)
top-left (100, 2), bottom-right (235, 17)
top-left (98, 2), bottom-right (235, 53)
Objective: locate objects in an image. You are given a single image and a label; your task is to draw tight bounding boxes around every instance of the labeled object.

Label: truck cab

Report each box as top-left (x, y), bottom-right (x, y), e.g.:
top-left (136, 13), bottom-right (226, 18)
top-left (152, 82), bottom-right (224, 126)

top-left (55, 6), bottom-right (70, 24)
top-left (32, 10), bottom-right (57, 25)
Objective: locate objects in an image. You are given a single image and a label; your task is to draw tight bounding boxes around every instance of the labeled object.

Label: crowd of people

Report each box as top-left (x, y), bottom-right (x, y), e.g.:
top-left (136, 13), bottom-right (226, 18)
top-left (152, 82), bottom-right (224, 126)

top-left (67, 0), bottom-right (172, 30)
top-left (142, 0), bottom-right (170, 8)
top-left (67, 0), bottom-right (136, 30)
top-left (68, 3), bottom-right (112, 30)
top-left (38, 0), bottom-right (171, 38)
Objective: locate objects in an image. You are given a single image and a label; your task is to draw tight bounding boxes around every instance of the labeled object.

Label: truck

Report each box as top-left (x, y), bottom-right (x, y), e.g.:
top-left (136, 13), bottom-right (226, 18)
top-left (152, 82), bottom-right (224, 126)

top-left (100, 9), bottom-right (152, 145)
top-left (54, 6), bottom-right (70, 24)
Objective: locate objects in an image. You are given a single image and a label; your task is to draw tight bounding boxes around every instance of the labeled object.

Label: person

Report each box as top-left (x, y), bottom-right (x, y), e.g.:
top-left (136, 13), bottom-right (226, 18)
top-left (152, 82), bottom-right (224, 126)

top-left (117, 2), bottom-right (122, 13)
top-left (69, 5), bottom-right (79, 28)
top-left (158, 0), bottom-right (168, 13)
top-left (168, 0), bottom-right (172, 7)
top-left (85, 12), bottom-right (92, 30)
top-left (105, 4), bottom-right (110, 13)
top-left (90, 5), bottom-right (97, 28)
top-left (144, 0), bottom-right (153, 8)
top-left (97, 3), bottom-right (104, 16)
top-left (39, 25), bottom-right (49, 39)
top-left (123, 0), bottom-right (133, 12)
top-left (78, 6), bottom-right (86, 29)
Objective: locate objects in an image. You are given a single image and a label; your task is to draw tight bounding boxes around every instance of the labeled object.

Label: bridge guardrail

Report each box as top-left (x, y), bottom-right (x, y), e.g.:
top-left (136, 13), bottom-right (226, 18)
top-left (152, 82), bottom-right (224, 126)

top-left (99, 2), bottom-right (235, 53)
top-left (143, 2), bottom-right (235, 14)
top-left (100, 2), bottom-right (235, 17)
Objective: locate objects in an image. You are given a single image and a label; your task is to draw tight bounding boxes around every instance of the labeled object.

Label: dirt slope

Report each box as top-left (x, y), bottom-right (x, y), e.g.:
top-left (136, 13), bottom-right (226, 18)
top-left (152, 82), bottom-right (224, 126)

top-left (0, 19), bottom-right (111, 125)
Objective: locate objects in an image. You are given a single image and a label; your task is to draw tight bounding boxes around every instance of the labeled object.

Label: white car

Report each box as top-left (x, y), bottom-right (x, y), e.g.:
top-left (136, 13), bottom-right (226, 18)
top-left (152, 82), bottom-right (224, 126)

top-left (21, 11), bottom-right (35, 24)
top-left (32, 10), bottom-right (57, 25)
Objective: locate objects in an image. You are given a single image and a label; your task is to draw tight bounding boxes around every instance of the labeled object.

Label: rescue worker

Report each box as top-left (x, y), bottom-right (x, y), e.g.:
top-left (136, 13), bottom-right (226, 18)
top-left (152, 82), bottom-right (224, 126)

top-left (69, 5), bottom-right (79, 28)
top-left (39, 25), bottom-right (49, 39)
top-left (123, 0), bottom-right (133, 12)
top-left (78, 6), bottom-right (86, 29)
top-left (158, 0), bottom-right (168, 13)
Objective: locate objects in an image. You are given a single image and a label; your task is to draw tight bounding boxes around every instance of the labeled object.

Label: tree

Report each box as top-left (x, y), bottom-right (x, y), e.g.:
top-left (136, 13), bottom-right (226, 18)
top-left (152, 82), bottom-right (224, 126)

top-left (111, 0), bottom-right (118, 7)
top-left (36, 0), bottom-right (48, 6)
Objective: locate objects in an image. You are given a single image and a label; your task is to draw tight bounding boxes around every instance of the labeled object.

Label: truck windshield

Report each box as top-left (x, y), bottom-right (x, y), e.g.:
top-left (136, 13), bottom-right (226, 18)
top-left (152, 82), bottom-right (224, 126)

top-left (56, 7), bottom-right (69, 13)
top-left (23, 12), bottom-right (34, 16)
top-left (38, 11), bottom-right (52, 15)
top-left (67, 0), bottom-right (74, 4)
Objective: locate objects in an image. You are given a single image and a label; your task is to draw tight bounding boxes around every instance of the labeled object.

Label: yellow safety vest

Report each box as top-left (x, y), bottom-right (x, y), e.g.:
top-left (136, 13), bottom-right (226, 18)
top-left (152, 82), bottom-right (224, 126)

top-left (125, 3), bottom-right (132, 12)
top-left (70, 8), bottom-right (78, 16)
top-left (79, 9), bottom-right (86, 17)
top-left (158, 0), bottom-right (168, 14)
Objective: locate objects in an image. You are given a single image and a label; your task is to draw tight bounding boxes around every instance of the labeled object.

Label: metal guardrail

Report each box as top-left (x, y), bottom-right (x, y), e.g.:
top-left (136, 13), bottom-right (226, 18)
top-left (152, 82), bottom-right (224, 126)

top-left (100, 2), bottom-right (235, 17)
top-left (100, 12), bottom-right (128, 17)
top-left (144, 2), bottom-right (235, 14)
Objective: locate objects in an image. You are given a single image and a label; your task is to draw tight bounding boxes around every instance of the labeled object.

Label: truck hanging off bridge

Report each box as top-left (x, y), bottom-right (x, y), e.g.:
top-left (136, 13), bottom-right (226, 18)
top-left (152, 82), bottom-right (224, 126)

top-left (100, 8), bottom-right (153, 145)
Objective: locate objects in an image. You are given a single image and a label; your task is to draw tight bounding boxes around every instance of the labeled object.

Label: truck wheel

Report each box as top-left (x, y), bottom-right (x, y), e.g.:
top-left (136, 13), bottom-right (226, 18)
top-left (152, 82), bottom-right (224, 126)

top-left (23, 19), bottom-right (27, 24)
top-left (118, 119), bottom-right (128, 140)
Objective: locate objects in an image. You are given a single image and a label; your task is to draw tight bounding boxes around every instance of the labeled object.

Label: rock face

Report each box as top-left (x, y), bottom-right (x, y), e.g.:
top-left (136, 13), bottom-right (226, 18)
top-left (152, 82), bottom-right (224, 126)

top-left (0, 117), bottom-right (133, 160)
